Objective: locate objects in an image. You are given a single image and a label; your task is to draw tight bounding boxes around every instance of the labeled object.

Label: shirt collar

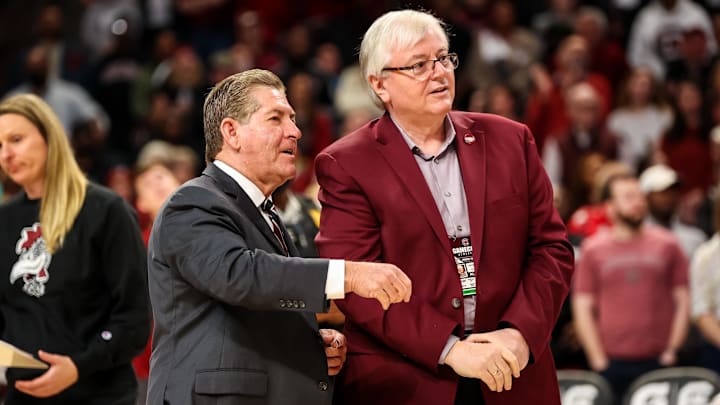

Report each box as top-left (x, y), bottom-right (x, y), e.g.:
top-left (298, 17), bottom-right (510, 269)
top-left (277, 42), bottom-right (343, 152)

top-left (213, 160), bottom-right (268, 208)
top-left (391, 114), bottom-right (457, 159)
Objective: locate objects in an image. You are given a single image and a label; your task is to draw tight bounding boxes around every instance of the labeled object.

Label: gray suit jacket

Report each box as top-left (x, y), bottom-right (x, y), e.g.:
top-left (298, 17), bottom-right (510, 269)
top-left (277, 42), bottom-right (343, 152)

top-left (147, 163), bottom-right (334, 405)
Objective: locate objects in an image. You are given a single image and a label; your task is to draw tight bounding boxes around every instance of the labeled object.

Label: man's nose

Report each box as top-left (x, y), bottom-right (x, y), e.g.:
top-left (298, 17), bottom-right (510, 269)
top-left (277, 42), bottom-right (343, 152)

top-left (286, 121), bottom-right (302, 140)
top-left (429, 59), bottom-right (447, 79)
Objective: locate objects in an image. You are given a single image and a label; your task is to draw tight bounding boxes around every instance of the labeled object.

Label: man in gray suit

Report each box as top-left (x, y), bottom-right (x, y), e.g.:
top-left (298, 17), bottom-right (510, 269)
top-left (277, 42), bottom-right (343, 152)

top-left (147, 69), bottom-right (412, 405)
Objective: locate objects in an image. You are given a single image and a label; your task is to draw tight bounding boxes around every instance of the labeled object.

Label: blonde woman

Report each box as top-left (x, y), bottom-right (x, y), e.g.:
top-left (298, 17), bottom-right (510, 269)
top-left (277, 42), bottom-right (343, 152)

top-left (0, 94), bottom-right (149, 404)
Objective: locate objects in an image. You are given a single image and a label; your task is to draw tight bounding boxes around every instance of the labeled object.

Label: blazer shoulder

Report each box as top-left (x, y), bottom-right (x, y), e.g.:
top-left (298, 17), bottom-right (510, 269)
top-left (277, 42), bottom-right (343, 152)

top-left (450, 111), bottom-right (528, 135)
top-left (166, 176), bottom-right (227, 208)
top-left (322, 118), bottom-right (382, 157)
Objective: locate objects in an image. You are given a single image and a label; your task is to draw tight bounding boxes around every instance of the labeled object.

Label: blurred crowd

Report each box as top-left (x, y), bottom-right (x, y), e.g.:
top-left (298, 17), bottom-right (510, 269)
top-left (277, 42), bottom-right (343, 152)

top-left (4, 0), bottom-right (720, 402)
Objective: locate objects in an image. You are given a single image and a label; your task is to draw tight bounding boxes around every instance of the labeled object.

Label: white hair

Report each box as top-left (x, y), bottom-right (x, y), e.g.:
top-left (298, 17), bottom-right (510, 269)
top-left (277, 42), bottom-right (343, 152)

top-left (359, 9), bottom-right (449, 108)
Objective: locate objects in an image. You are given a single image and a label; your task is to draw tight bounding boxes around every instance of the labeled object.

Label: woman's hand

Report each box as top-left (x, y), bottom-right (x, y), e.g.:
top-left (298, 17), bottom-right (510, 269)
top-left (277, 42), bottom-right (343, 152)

top-left (15, 350), bottom-right (78, 398)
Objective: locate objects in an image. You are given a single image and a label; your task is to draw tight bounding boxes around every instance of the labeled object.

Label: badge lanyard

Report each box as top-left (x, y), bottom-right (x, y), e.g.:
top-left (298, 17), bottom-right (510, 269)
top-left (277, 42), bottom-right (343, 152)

top-left (450, 236), bottom-right (476, 297)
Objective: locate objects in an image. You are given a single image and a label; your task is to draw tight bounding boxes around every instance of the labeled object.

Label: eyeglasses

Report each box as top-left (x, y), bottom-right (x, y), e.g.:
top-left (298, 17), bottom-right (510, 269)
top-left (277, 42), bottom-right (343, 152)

top-left (382, 53), bottom-right (459, 78)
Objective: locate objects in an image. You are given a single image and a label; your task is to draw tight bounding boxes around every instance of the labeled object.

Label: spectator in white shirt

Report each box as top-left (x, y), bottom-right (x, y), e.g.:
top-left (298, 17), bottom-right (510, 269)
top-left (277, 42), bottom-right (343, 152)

top-left (690, 195), bottom-right (720, 374)
top-left (607, 67), bottom-right (673, 173)
top-left (627, 0), bottom-right (716, 78)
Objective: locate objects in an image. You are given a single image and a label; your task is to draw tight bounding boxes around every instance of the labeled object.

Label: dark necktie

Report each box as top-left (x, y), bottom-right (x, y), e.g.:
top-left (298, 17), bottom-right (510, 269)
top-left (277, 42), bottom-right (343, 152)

top-left (261, 199), bottom-right (289, 256)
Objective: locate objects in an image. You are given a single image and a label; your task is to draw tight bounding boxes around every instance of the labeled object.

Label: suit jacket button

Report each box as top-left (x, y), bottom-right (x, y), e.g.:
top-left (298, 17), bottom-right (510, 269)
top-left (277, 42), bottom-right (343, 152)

top-left (318, 381), bottom-right (328, 391)
top-left (299, 301), bottom-right (306, 308)
top-left (451, 297), bottom-right (462, 309)
top-left (279, 299), bottom-right (286, 308)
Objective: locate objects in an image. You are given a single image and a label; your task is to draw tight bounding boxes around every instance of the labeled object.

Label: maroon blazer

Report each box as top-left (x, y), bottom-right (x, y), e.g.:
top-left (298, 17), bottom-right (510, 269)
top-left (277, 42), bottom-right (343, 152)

top-left (315, 111), bottom-right (574, 405)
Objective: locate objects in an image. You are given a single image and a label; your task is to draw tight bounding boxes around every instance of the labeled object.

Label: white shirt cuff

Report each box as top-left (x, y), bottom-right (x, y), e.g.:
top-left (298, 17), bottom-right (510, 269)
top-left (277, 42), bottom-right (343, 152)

top-left (325, 259), bottom-right (345, 299)
top-left (439, 335), bottom-right (460, 365)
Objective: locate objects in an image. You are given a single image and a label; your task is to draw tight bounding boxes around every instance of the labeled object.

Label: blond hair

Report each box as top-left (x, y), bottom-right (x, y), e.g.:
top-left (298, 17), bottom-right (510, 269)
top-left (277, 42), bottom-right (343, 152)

top-left (359, 9), bottom-right (449, 108)
top-left (203, 69), bottom-right (285, 162)
top-left (0, 94), bottom-right (87, 253)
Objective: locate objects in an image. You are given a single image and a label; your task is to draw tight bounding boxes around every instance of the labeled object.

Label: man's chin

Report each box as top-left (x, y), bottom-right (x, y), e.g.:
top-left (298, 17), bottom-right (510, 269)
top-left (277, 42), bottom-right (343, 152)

top-left (618, 216), bottom-right (644, 230)
top-left (614, 209), bottom-right (646, 228)
top-left (627, 221), bottom-right (644, 230)
top-left (429, 100), bottom-right (453, 115)
top-left (282, 170), bottom-right (296, 183)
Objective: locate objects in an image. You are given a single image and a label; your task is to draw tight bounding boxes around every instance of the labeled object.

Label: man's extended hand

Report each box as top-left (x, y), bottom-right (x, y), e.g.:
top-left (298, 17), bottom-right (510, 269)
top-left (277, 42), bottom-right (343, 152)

top-left (344, 262), bottom-right (412, 310)
top-left (444, 338), bottom-right (520, 392)
top-left (15, 350), bottom-right (78, 398)
top-left (320, 329), bottom-right (347, 376)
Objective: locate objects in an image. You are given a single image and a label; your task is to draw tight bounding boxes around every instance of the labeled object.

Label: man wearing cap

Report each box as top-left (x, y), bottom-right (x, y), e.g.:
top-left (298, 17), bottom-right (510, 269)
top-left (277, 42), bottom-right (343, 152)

top-left (573, 173), bottom-right (690, 401)
top-left (639, 164), bottom-right (706, 258)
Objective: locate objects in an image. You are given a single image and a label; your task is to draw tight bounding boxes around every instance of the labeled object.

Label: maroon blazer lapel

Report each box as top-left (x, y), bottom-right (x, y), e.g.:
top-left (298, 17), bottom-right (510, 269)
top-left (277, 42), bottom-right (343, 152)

top-left (373, 114), bottom-right (453, 259)
top-left (451, 112), bottom-right (487, 264)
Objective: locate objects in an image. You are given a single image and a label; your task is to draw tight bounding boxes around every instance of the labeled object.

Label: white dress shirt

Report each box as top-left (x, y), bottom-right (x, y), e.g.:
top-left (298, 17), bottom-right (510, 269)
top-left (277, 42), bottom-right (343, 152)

top-left (214, 160), bottom-right (345, 299)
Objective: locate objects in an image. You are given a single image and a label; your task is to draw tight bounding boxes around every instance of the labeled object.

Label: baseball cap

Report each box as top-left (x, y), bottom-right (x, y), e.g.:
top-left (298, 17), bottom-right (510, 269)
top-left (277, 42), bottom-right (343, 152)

top-left (639, 164), bottom-right (680, 193)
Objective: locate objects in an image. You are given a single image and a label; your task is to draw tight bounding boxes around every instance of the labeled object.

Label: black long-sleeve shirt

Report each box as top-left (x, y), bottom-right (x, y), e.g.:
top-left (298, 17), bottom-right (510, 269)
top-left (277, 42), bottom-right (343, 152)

top-left (0, 183), bottom-right (149, 404)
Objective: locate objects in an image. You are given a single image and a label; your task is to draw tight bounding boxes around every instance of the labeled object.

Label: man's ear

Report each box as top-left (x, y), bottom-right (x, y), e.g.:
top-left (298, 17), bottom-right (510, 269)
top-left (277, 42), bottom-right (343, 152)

top-left (368, 74), bottom-right (390, 105)
top-left (219, 117), bottom-right (242, 151)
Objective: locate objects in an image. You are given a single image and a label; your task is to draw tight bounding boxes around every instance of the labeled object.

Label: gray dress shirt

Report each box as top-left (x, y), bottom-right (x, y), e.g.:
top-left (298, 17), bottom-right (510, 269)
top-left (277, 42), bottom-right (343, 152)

top-left (392, 116), bottom-right (476, 362)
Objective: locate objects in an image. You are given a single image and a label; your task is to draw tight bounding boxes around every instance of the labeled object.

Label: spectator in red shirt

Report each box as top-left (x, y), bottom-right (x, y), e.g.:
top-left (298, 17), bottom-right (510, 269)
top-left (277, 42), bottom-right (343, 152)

top-left (573, 174), bottom-right (690, 401)
top-left (525, 34), bottom-right (613, 152)
top-left (660, 80), bottom-right (714, 195)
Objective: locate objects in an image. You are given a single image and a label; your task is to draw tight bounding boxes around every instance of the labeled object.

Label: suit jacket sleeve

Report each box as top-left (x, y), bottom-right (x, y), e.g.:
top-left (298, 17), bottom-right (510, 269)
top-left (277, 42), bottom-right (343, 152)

top-left (315, 153), bottom-right (460, 373)
top-left (154, 185), bottom-right (330, 313)
top-left (499, 126), bottom-right (574, 361)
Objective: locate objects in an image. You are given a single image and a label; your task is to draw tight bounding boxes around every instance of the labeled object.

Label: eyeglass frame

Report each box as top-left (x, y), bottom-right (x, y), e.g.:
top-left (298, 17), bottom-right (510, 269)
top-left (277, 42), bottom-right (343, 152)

top-left (381, 53), bottom-right (459, 78)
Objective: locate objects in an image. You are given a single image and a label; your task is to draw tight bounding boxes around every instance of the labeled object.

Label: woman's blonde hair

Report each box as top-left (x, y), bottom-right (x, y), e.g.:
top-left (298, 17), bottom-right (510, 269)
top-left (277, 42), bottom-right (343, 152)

top-left (0, 94), bottom-right (87, 253)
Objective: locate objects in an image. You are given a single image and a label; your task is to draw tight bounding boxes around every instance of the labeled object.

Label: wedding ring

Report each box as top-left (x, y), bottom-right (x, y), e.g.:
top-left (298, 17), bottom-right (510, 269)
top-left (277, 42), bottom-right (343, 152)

top-left (490, 368), bottom-right (500, 376)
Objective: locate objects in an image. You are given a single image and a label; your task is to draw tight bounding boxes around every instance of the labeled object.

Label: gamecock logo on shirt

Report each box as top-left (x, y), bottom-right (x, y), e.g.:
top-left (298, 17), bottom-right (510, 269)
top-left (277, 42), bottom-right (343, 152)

top-left (9, 223), bottom-right (52, 297)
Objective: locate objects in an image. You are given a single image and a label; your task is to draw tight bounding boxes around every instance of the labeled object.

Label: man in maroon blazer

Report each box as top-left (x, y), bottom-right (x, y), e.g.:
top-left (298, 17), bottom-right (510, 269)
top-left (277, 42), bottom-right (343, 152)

top-left (315, 9), bottom-right (574, 405)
